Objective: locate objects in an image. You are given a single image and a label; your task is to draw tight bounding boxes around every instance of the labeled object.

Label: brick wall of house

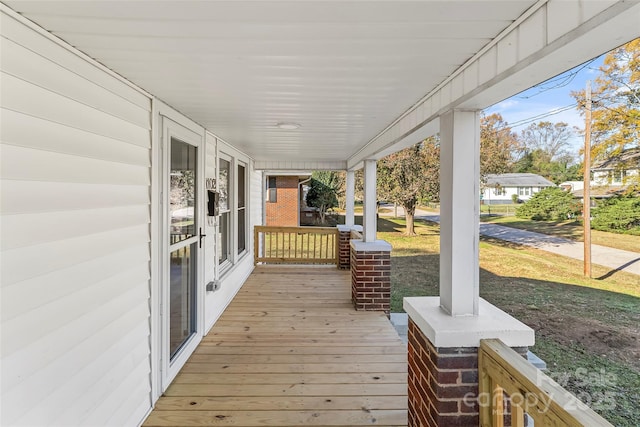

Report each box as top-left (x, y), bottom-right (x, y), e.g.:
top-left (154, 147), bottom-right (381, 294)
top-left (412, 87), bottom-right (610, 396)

top-left (350, 244), bottom-right (391, 315)
top-left (408, 319), bottom-right (528, 427)
top-left (265, 176), bottom-right (299, 226)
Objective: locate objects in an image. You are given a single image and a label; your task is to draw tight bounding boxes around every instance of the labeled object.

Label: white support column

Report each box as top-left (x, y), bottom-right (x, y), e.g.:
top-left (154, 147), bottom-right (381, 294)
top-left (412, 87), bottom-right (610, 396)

top-left (439, 110), bottom-right (480, 316)
top-left (362, 160), bottom-right (377, 243)
top-left (345, 170), bottom-right (355, 227)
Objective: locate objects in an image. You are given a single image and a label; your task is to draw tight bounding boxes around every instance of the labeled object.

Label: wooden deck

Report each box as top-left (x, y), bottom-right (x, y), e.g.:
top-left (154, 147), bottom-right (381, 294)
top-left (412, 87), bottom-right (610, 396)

top-left (144, 266), bottom-right (408, 426)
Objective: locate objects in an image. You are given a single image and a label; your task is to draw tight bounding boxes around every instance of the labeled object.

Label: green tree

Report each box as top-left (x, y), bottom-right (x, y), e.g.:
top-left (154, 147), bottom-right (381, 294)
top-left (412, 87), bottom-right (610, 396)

top-left (520, 121), bottom-right (575, 161)
top-left (480, 113), bottom-right (519, 181)
top-left (377, 138), bottom-right (440, 235)
top-left (591, 195), bottom-right (640, 234)
top-left (573, 39), bottom-right (640, 162)
top-left (306, 171), bottom-right (340, 224)
top-left (515, 121), bottom-right (579, 183)
top-left (515, 187), bottom-right (581, 221)
top-left (335, 170), bottom-right (364, 209)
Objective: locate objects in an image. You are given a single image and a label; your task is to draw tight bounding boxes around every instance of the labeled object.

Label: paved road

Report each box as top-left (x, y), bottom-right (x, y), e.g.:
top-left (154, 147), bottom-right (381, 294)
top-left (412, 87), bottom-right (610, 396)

top-left (419, 214), bottom-right (640, 277)
top-left (378, 206), bottom-right (640, 276)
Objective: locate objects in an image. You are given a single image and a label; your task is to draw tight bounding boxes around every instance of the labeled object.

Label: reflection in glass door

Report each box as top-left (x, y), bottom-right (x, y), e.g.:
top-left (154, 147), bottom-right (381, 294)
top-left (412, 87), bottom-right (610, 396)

top-left (169, 138), bottom-right (198, 359)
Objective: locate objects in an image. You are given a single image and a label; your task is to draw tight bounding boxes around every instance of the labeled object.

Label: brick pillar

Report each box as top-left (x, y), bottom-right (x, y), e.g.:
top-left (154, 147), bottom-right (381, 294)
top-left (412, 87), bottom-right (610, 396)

top-left (408, 319), bottom-right (480, 426)
top-left (337, 225), bottom-right (352, 270)
top-left (405, 298), bottom-right (532, 427)
top-left (350, 239), bottom-right (391, 315)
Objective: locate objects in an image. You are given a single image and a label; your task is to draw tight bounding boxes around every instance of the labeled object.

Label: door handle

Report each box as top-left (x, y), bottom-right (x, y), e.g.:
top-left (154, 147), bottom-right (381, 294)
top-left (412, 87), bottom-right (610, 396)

top-left (199, 227), bottom-right (206, 249)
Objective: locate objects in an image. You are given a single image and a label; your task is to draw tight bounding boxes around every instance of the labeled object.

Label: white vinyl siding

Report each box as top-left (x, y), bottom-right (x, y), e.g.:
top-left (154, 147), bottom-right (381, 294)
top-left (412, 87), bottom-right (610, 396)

top-left (1, 10), bottom-right (152, 427)
top-left (251, 165), bottom-right (264, 228)
top-left (203, 139), bottom-right (261, 332)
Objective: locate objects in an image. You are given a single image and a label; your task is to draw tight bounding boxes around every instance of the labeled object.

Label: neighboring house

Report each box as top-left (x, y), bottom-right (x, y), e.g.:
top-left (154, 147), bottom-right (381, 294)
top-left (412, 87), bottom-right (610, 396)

top-left (265, 173), bottom-right (311, 226)
top-left (592, 147), bottom-right (640, 186)
top-left (559, 181), bottom-right (584, 193)
top-left (482, 173), bottom-right (556, 204)
top-left (561, 148), bottom-right (640, 199)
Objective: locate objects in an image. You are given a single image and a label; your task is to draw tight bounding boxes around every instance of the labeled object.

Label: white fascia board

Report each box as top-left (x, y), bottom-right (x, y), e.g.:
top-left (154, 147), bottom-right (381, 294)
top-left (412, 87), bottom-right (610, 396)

top-left (347, 118), bottom-right (439, 169)
top-left (254, 160), bottom-right (347, 171)
top-left (263, 171), bottom-right (312, 177)
top-left (348, 0), bottom-right (640, 169)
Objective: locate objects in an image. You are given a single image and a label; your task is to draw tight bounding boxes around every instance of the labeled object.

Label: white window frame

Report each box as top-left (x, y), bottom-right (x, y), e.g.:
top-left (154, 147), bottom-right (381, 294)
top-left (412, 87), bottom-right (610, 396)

top-left (217, 152), bottom-right (233, 274)
top-left (237, 161), bottom-right (248, 256)
top-left (216, 143), bottom-right (252, 278)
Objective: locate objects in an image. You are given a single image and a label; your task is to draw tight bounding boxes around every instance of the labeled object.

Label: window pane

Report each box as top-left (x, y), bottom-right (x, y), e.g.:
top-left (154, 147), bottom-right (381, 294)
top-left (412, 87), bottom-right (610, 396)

top-left (238, 208), bottom-right (246, 254)
top-left (169, 242), bottom-right (197, 358)
top-left (170, 139), bottom-right (196, 243)
top-left (218, 211), bottom-right (230, 265)
top-left (268, 188), bottom-right (277, 203)
top-left (238, 164), bottom-right (246, 209)
top-left (219, 159), bottom-right (230, 212)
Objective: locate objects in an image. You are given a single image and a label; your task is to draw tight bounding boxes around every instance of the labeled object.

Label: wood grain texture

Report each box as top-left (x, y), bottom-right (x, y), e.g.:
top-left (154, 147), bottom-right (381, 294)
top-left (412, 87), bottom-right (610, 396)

top-left (144, 266), bottom-right (408, 426)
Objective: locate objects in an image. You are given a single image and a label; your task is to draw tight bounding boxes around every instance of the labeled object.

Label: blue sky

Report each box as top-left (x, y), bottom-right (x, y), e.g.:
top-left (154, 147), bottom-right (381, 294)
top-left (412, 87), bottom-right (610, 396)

top-left (484, 54), bottom-right (606, 153)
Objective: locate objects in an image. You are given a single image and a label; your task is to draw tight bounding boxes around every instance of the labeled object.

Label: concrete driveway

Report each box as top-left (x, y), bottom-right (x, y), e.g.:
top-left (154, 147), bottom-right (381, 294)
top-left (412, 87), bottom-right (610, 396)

top-left (382, 207), bottom-right (640, 276)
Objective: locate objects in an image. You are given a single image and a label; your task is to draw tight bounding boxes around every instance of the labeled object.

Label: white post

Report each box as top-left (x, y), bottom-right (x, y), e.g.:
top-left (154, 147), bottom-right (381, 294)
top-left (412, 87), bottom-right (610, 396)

top-left (363, 160), bottom-right (377, 243)
top-left (345, 170), bottom-right (355, 227)
top-left (439, 110), bottom-right (480, 316)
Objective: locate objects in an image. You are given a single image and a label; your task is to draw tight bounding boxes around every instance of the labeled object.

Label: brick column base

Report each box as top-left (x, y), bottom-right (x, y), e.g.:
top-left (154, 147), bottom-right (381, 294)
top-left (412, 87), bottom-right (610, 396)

top-left (350, 239), bottom-right (391, 315)
top-left (337, 225), bottom-right (352, 270)
top-left (407, 318), bottom-right (529, 427)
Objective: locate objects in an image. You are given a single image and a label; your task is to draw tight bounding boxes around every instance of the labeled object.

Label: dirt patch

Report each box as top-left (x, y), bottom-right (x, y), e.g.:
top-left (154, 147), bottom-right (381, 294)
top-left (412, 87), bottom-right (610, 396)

top-left (515, 307), bottom-right (640, 371)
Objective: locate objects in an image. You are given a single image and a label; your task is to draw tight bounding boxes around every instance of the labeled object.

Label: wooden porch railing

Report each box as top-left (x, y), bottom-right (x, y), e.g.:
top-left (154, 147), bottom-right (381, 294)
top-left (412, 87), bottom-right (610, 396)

top-left (254, 226), bottom-right (338, 265)
top-left (479, 339), bottom-right (613, 427)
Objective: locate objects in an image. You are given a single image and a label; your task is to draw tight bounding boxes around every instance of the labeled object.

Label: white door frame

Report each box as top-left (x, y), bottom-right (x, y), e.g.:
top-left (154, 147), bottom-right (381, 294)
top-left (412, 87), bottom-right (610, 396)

top-left (159, 115), bottom-right (206, 391)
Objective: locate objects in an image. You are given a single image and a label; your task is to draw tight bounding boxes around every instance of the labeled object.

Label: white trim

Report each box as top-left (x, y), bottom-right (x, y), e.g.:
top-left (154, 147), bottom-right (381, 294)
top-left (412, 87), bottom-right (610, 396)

top-left (350, 239), bottom-right (392, 252)
top-left (216, 142), bottom-right (253, 279)
top-left (237, 159), bottom-right (249, 257)
top-left (404, 297), bottom-right (535, 348)
top-left (347, 1), bottom-right (640, 169)
top-left (217, 152), bottom-right (233, 272)
top-left (149, 99), bottom-right (161, 403)
top-left (254, 160), bottom-right (347, 171)
top-left (348, 0), bottom-right (549, 164)
top-left (153, 102), bottom-right (206, 393)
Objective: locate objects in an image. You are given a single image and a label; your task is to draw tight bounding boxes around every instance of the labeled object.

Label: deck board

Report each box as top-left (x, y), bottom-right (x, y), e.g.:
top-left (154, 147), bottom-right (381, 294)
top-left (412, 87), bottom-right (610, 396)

top-left (144, 266), bottom-right (408, 427)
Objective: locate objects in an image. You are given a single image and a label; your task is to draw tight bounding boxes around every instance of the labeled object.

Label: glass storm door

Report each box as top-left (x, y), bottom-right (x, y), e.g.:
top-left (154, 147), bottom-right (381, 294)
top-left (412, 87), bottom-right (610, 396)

top-left (168, 137), bottom-right (199, 361)
top-left (158, 116), bottom-right (204, 393)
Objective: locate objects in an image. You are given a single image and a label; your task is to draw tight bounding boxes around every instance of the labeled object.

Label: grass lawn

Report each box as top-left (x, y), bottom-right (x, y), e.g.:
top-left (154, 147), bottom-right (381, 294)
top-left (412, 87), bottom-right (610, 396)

top-left (481, 215), bottom-right (640, 253)
top-left (377, 217), bottom-right (640, 426)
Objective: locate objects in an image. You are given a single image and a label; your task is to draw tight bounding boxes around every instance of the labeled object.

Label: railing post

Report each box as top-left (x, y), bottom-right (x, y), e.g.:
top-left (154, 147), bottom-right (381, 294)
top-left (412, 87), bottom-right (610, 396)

top-left (478, 339), bottom-right (614, 427)
top-left (253, 227), bottom-right (259, 265)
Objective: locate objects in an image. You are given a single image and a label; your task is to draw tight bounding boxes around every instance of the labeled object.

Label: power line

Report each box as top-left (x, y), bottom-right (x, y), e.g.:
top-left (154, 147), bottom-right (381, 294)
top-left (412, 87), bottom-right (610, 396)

top-left (492, 103), bottom-right (579, 131)
top-left (517, 58), bottom-right (598, 100)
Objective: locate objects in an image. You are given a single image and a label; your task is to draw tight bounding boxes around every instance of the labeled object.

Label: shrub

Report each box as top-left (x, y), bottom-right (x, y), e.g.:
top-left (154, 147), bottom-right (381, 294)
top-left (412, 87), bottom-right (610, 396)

top-left (516, 187), bottom-right (581, 221)
top-left (511, 194), bottom-right (519, 203)
top-left (591, 196), bottom-right (640, 234)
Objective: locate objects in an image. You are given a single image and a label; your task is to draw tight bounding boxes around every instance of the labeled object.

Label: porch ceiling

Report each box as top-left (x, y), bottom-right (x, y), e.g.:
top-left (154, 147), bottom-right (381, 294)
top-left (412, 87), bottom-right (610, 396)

top-left (5, 1), bottom-right (639, 169)
top-left (5, 1), bottom-right (537, 162)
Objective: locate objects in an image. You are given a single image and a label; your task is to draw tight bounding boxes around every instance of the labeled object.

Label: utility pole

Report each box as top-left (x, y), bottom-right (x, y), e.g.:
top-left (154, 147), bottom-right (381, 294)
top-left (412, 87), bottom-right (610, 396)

top-left (583, 81), bottom-right (592, 278)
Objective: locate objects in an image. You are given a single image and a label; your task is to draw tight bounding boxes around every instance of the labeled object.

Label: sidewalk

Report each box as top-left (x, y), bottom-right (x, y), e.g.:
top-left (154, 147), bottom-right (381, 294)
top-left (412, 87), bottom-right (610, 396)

top-left (381, 207), bottom-right (640, 276)
top-left (478, 221), bottom-right (640, 276)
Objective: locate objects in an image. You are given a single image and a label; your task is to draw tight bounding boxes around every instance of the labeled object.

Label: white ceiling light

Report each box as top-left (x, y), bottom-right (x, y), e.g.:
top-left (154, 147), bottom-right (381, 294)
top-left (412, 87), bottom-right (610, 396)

top-left (276, 122), bottom-right (301, 130)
